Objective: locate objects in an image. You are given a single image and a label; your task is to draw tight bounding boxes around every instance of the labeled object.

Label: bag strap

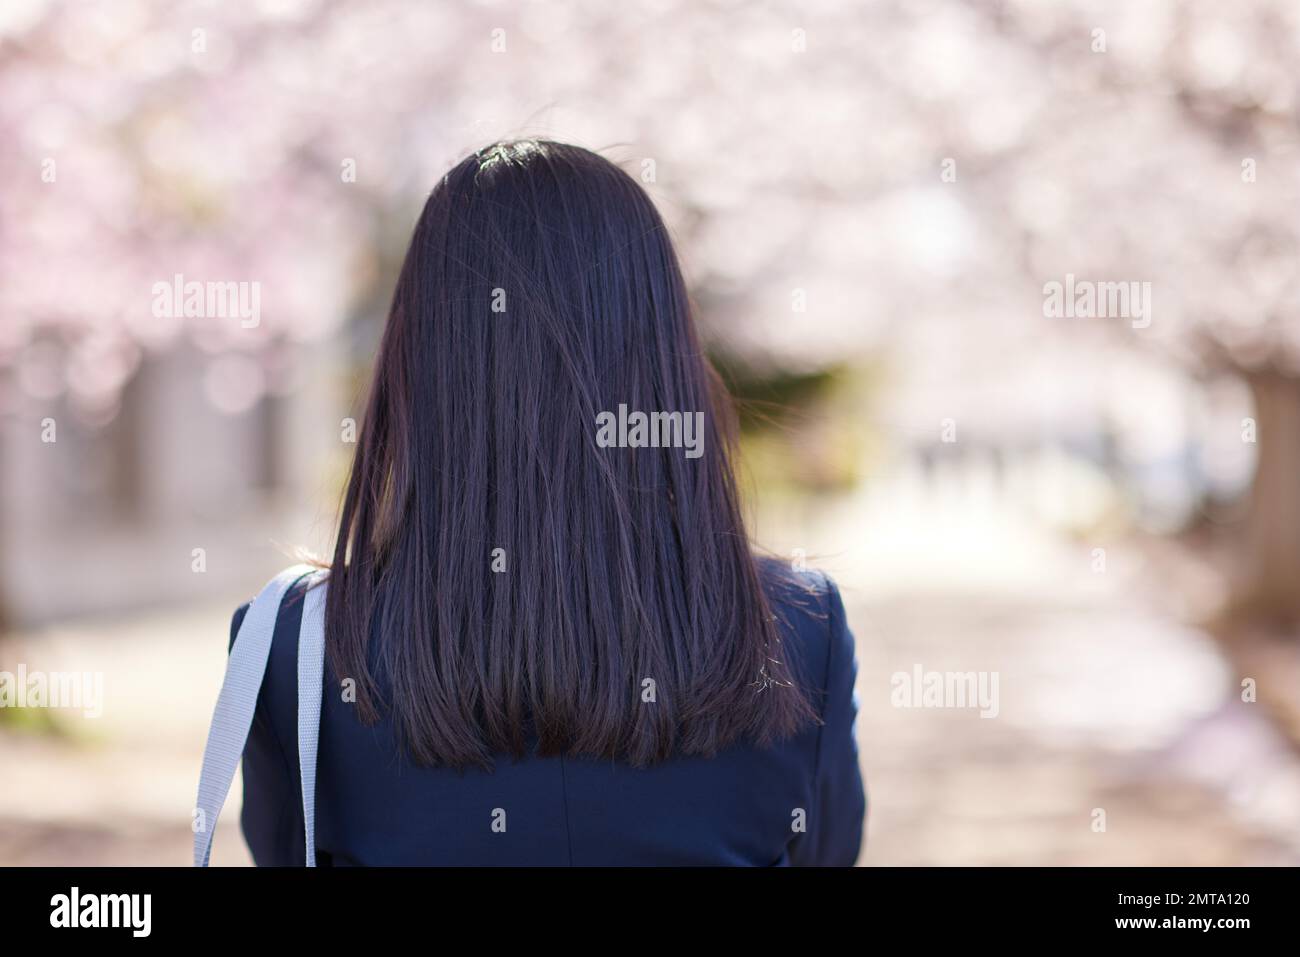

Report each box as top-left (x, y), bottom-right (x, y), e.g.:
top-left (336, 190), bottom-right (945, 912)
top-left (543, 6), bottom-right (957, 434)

top-left (193, 564), bottom-right (322, 867)
top-left (297, 576), bottom-right (328, 867)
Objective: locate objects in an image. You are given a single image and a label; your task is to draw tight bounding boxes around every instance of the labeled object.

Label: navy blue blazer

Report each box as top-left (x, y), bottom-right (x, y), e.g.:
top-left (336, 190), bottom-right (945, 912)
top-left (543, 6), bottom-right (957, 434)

top-left (231, 567), bottom-right (865, 866)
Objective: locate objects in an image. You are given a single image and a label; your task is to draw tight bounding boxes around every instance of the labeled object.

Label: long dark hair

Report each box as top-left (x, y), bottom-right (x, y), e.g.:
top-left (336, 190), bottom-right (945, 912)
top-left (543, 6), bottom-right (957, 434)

top-left (326, 140), bottom-right (813, 769)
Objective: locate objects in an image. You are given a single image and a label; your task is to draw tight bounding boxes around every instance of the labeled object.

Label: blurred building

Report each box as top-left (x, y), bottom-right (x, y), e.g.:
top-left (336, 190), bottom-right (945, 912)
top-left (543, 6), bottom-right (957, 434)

top-left (1, 341), bottom-right (341, 625)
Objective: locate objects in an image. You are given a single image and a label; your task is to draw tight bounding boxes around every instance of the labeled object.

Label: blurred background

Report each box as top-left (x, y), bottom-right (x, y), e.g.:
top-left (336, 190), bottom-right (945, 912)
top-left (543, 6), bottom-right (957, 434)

top-left (3, 0), bottom-right (1300, 865)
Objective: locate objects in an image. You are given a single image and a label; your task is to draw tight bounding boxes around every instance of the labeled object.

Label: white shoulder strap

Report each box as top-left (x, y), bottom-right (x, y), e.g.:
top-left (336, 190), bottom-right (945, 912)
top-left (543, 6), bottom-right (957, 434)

top-left (297, 576), bottom-right (328, 866)
top-left (193, 564), bottom-right (326, 866)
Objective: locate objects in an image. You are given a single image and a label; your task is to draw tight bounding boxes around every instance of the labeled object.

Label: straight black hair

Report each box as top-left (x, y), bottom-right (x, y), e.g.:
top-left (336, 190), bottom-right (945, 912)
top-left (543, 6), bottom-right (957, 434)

top-left (326, 140), bottom-right (813, 769)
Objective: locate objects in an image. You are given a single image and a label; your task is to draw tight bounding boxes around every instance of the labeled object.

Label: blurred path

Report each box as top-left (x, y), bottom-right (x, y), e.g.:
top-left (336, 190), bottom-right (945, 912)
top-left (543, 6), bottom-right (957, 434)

top-left (760, 476), bottom-right (1300, 865)
top-left (848, 591), bottom-right (1300, 865)
top-left (1, 601), bottom-right (252, 866)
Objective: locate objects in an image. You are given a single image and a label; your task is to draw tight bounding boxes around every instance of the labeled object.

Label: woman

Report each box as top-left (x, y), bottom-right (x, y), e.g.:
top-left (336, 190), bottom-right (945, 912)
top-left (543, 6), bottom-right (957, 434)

top-left (234, 140), bottom-right (864, 865)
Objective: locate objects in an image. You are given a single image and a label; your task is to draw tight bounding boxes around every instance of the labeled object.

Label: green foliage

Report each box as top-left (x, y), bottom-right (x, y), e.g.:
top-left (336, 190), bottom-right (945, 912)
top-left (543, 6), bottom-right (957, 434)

top-left (710, 350), bottom-right (877, 495)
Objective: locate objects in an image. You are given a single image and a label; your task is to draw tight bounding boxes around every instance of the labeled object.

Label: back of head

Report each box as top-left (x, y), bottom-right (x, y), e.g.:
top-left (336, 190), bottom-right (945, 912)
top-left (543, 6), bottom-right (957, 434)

top-left (327, 140), bottom-right (812, 768)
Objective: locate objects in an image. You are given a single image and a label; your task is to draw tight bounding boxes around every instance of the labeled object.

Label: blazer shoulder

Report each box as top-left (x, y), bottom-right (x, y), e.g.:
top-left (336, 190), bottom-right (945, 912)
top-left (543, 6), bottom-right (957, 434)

top-left (758, 558), bottom-right (855, 701)
top-left (229, 602), bottom-right (251, 652)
